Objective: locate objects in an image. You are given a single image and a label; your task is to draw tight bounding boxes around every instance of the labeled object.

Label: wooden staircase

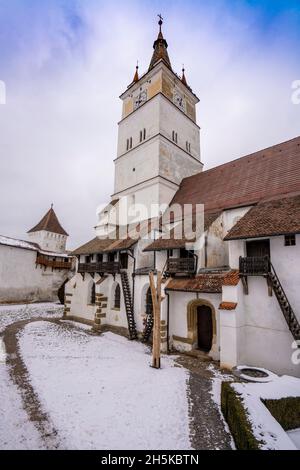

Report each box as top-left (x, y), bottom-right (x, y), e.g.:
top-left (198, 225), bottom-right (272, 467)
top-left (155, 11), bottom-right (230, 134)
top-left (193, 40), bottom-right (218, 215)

top-left (120, 270), bottom-right (138, 340)
top-left (142, 312), bottom-right (154, 343)
top-left (240, 256), bottom-right (300, 344)
top-left (268, 263), bottom-right (300, 342)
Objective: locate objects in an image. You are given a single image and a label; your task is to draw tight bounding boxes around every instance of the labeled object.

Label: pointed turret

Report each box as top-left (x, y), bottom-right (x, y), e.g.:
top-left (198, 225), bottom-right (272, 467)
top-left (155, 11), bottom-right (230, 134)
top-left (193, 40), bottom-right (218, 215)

top-left (181, 66), bottom-right (188, 87)
top-left (149, 15), bottom-right (172, 71)
top-left (27, 205), bottom-right (68, 253)
top-left (133, 62), bottom-right (139, 83)
top-left (28, 205), bottom-right (68, 236)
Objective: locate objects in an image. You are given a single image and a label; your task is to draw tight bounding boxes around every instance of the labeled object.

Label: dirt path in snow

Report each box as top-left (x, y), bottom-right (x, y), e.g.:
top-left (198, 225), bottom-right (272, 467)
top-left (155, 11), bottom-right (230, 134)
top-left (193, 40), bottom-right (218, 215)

top-left (4, 315), bottom-right (234, 450)
top-left (3, 318), bottom-right (63, 449)
top-left (176, 355), bottom-right (234, 450)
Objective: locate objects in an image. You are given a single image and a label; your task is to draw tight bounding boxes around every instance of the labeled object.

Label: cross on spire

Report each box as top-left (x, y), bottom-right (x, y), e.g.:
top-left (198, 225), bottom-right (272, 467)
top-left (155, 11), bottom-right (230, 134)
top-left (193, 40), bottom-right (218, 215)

top-left (158, 13), bottom-right (163, 30)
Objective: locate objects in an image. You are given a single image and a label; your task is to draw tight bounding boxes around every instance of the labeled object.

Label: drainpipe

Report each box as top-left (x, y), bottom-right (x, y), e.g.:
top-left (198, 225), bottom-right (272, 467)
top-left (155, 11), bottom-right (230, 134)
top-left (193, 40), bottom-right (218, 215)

top-left (166, 290), bottom-right (170, 353)
top-left (204, 234), bottom-right (208, 268)
top-left (187, 250), bottom-right (198, 274)
top-left (193, 253), bottom-right (199, 274)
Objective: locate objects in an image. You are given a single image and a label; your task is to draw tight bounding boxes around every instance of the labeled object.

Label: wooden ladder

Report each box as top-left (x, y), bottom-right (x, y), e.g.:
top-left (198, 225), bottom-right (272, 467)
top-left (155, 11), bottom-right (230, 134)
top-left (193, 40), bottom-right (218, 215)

top-left (268, 262), bottom-right (300, 343)
top-left (142, 312), bottom-right (154, 343)
top-left (120, 270), bottom-right (138, 340)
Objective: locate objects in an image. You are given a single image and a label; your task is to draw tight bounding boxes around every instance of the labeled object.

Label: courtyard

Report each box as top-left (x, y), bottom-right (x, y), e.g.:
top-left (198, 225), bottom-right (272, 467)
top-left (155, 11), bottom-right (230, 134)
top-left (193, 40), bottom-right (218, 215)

top-left (0, 303), bottom-right (233, 450)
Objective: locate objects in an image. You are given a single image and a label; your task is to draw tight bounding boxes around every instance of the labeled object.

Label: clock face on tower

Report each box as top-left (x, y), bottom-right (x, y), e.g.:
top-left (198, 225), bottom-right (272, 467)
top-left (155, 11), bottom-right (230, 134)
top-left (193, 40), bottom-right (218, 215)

top-left (133, 90), bottom-right (147, 110)
top-left (173, 89), bottom-right (185, 112)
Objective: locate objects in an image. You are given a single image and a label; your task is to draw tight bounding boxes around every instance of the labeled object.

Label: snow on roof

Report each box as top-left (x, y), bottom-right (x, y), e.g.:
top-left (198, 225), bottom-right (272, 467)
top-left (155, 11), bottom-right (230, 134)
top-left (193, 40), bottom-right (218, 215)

top-left (0, 235), bottom-right (71, 258)
top-left (0, 235), bottom-right (39, 252)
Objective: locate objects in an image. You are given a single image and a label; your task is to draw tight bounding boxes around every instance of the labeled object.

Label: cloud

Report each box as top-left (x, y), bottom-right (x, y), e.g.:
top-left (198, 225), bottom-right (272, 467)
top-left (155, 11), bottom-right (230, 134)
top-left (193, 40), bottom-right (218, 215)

top-left (0, 0), bottom-right (299, 248)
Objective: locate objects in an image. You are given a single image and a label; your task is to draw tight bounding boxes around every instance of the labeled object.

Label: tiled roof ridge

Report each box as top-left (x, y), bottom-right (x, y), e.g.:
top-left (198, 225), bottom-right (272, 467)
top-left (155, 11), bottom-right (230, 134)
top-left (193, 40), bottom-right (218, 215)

top-left (182, 135), bottom-right (300, 184)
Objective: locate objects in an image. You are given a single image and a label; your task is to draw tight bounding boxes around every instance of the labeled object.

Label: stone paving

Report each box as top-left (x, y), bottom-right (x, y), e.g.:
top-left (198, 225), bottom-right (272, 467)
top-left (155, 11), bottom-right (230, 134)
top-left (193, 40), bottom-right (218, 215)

top-left (177, 355), bottom-right (234, 450)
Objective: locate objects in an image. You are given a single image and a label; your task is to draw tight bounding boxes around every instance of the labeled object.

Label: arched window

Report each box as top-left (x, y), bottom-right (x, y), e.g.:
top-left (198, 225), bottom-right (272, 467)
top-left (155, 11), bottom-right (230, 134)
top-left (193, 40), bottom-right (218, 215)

top-left (90, 282), bottom-right (96, 305)
top-left (114, 284), bottom-right (121, 309)
top-left (146, 287), bottom-right (153, 316)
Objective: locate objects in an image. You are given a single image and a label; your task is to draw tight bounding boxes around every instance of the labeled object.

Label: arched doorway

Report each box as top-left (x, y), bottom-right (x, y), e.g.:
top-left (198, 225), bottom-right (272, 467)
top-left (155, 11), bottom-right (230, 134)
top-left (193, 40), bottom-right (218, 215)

top-left (187, 299), bottom-right (217, 356)
top-left (58, 280), bottom-right (68, 305)
top-left (197, 305), bottom-right (213, 352)
top-left (146, 287), bottom-right (153, 317)
top-left (142, 287), bottom-right (154, 342)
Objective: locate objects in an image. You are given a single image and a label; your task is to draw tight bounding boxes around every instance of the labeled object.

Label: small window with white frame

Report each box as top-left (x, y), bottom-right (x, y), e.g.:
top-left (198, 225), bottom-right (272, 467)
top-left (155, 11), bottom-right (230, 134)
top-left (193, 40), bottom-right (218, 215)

top-left (284, 234), bottom-right (296, 246)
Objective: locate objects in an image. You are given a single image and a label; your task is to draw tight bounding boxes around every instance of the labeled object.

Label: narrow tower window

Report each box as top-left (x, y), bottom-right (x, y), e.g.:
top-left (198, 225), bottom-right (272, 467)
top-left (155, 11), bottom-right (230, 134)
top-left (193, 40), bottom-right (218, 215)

top-left (90, 283), bottom-right (96, 305)
top-left (114, 284), bottom-right (121, 309)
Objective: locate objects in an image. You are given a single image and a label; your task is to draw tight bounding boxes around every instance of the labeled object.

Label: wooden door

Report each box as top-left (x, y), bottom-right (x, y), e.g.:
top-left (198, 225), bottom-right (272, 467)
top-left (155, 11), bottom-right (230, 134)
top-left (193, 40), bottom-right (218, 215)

top-left (197, 305), bottom-right (213, 352)
top-left (246, 239), bottom-right (270, 258)
top-left (120, 253), bottom-right (128, 269)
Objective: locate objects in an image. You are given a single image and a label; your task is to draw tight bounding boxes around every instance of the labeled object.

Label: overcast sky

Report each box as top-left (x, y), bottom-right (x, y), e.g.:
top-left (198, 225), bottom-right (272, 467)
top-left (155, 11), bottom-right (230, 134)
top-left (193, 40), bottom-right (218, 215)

top-left (0, 0), bottom-right (299, 249)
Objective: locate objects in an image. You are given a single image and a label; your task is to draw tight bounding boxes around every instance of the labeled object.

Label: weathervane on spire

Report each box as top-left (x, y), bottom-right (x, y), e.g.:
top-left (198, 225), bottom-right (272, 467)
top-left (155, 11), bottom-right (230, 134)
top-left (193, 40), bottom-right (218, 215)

top-left (158, 13), bottom-right (163, 31)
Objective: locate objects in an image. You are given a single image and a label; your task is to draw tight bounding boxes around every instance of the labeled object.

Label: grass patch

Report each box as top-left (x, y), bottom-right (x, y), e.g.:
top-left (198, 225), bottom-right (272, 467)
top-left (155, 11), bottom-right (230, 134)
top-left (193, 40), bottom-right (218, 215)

top-left (263, 397), bottom-right (300, 431)
top-left (221, 382), bottom-right (264, 450)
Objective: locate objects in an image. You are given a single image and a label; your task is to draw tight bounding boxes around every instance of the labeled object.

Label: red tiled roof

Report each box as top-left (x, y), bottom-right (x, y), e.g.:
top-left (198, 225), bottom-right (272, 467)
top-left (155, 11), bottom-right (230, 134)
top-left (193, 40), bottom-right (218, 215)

top-left (28, 207), bottom-right (68, 236)
top-left (225, 195), bottom-right (300, 240)
top-left (219, 302), bottom-right (238, 310)
top-left (72, 238), bottom-right (113, 256)
top-left (144, 212), bottom-right (221, 252)
top-left (222, 270), bottom-right (240, 286)
top-left (171, 136), bottom-right (300, 213)
top-left (166, 270), bottom-right (239, 294)
top-left (72, 219), bottom-right (156, 255)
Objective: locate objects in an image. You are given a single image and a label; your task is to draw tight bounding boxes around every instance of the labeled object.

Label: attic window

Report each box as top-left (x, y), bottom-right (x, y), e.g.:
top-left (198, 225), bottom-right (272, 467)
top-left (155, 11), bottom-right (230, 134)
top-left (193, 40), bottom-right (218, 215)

top-left (285, 234), bottom-right (296, 246)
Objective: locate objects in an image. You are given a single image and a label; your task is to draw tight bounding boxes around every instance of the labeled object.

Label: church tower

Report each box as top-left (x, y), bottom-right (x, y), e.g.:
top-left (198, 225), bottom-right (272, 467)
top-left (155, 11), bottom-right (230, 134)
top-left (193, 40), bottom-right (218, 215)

top-left (112, 17), bottom-right (202, 221)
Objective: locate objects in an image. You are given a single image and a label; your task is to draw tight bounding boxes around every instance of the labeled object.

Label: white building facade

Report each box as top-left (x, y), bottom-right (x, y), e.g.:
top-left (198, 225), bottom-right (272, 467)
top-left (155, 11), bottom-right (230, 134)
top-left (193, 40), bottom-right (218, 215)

top-left (65, 20), bottom-right (300, 377)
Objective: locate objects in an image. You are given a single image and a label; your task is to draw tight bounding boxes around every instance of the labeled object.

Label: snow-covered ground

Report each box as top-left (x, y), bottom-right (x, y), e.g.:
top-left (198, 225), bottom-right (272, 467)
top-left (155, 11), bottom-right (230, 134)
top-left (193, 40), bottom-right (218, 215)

top-left (233, 376), bottom-right (300, 450)
top-left (0, 304), bottom-right (191, 450)
top-left (0, 303), bottom-right (63, 450)
top-left (18, 321), bottom-right (191, 450)
top-left (0, 303), bottom-right (63, 333)
top-left (287, 429), bottom-right (300, 449)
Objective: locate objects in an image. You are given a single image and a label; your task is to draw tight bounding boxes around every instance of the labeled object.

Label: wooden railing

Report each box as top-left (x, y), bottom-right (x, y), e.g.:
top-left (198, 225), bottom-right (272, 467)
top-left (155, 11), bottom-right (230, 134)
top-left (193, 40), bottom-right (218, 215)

top-left (239, 256), bottom-right (270, 276)
top-left (78, 262), bottom-right (120, 274)
top-left (166, 258), bottom-right (196, 274)
top-left (36, 255), bottom-right (72, 270)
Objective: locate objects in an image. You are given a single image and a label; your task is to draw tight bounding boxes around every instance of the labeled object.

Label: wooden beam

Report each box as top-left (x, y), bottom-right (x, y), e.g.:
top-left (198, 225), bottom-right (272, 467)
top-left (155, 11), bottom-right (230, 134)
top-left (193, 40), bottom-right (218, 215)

top-left (241, 275), bottom-right (248, 295)
top-left (149, 271), bottom-right (162, 369)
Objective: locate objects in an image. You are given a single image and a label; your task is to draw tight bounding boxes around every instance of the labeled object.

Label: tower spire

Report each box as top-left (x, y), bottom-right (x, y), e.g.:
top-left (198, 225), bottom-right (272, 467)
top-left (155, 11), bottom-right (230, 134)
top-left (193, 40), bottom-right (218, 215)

top-left (181, 65), bottom-right (188, 87)
top-left (133, 61), bottom-right (139, 83)
top-left (149, 15), bottom-right (172, 71)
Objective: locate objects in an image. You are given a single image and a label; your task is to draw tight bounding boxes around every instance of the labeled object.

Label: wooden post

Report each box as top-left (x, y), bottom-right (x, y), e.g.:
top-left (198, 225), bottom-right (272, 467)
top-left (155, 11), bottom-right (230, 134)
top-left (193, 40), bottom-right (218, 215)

top-left (149, 271), bottom-right (162, 369)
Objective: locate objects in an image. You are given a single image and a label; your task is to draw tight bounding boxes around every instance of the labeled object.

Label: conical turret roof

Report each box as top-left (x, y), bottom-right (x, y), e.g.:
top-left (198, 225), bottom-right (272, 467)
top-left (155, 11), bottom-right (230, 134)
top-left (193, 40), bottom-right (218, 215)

top-left (27, 206), bottom-right (68, 236)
